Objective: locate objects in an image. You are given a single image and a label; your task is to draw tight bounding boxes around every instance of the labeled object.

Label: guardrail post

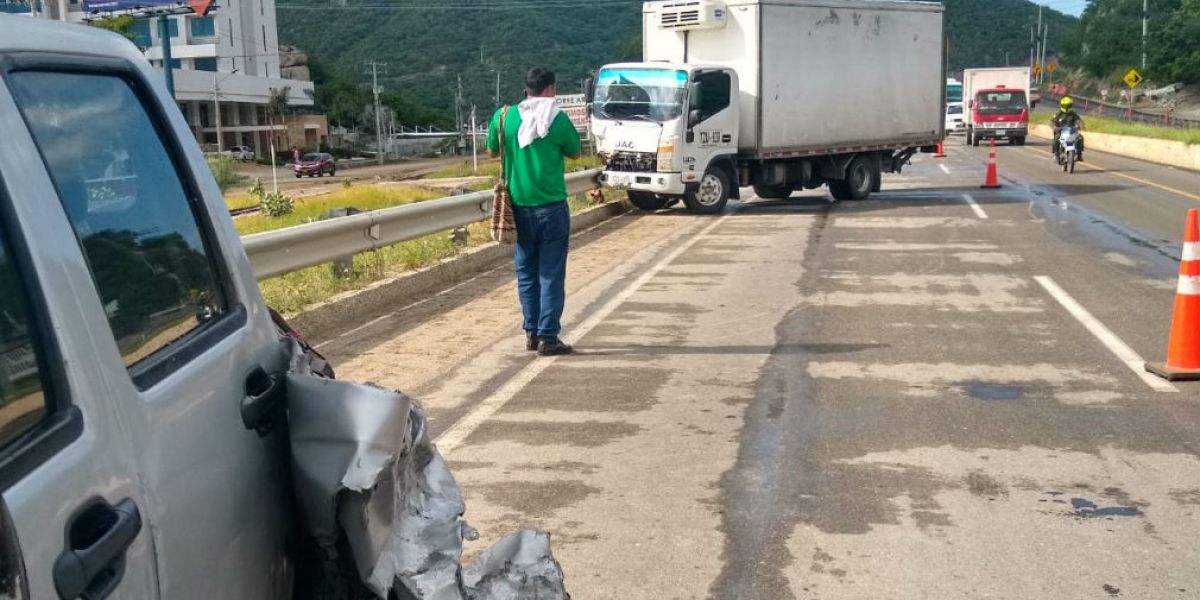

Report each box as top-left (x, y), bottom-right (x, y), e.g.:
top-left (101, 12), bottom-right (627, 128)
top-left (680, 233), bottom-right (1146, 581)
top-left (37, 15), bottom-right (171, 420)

top-left (325, 207), bottom-right (364, 278)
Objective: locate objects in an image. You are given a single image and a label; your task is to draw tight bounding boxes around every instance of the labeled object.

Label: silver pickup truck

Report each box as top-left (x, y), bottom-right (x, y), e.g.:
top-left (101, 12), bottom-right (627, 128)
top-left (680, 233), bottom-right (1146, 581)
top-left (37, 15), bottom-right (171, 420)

top-left (0, 15), bottom-right (566, 600)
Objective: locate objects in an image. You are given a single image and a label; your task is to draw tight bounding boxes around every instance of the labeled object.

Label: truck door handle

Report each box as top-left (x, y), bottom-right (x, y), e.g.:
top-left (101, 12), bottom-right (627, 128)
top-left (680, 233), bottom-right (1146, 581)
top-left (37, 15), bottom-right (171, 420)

top-left (241, 365), bottom-right (285, 436)
top-left (53, 498), bottom-right (141, 600)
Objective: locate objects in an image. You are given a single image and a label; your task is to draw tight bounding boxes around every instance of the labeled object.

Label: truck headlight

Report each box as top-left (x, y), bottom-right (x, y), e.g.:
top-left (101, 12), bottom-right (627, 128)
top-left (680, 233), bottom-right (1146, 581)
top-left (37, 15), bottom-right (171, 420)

top-left (657, 144), bottom-right (674, 172)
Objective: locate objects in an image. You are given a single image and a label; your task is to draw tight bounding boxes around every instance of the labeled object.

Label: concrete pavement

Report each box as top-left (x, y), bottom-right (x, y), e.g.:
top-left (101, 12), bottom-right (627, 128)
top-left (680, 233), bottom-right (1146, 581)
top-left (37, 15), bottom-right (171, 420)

top-left (321, 140), bottom-right (1200, 599)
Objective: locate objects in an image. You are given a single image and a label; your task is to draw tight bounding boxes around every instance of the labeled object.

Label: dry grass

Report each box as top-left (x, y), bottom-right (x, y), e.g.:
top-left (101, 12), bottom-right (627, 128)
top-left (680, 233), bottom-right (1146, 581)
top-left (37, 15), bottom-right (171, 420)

top-left (1034, 107), bottom-right (1200, 145)
top-left (234, 185), bottom-right (445, 236)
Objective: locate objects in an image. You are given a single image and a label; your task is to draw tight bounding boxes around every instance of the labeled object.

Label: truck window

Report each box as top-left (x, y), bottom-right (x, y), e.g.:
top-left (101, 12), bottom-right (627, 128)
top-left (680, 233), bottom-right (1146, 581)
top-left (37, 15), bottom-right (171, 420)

top-left (0, 216), bottom-right (49, 452)
top-left (9, 71), bottom-right (230, 377)
top-left (977, 91), bottom-right (1027, 115)
top-left (693, 70), bottom-right (731, 123)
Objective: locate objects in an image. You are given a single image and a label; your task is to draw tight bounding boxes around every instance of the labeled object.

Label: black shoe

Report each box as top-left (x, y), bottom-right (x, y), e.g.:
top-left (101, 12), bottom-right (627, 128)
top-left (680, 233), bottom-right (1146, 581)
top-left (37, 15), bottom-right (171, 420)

top-left (1077, 154), bottom-right (1084, 162)
top-left (537, 337), bottom-right (573, 356)
top-left (526, 331), bottom-right (539, 352)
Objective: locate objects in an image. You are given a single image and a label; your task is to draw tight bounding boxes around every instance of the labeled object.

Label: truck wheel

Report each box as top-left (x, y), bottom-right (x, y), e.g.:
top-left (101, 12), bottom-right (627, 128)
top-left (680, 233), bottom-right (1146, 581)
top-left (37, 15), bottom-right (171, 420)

top-left (965, 131), bottom-right (973, 146)
top-left (628, 190), bottom-right (669, 211)
top-left (830, 156), bottom-right (875, 201)
top-left (1013, 137), bottom-right (1026, 146)
top-left (972, 134), bottom-right (981, 147)
top-left (752, 184), bottom-right (792, 200)
top-left (684, 169), bottom-right (730, 214)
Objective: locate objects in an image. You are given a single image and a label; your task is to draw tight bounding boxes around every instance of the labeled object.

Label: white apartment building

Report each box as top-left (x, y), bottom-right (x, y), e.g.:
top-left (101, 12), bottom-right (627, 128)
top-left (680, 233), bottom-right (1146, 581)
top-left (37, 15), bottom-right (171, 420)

top-left (11, 0), bottom-right (316, 157)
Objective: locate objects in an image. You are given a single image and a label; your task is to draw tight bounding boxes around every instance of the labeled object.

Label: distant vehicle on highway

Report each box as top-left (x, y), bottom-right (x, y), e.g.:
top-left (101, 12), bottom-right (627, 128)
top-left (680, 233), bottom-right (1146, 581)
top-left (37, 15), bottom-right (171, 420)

top-left (963, 67), bottom-right (1031, 146)
top-left (589, 0), bottom-right (945, 213)
top-left (223, 144), bottom-right (255, 161)
top-left (946, 78), bottom-right (965, 135)
top-left (293, 152), bottom-right (336, 177)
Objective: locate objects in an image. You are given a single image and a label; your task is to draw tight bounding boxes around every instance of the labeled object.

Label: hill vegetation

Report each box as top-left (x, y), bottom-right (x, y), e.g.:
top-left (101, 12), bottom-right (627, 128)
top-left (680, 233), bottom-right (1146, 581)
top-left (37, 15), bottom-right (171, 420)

top-left (1062, 0), bottom-right (1200, 85)
top-left (277, 0), bottom-right (1078, 130)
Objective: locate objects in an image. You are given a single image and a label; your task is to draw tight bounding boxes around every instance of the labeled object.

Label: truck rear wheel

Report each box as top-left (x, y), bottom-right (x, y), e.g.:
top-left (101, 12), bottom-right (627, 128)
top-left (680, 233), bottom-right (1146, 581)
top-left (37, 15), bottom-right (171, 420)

top-left (829, 156), bottom-right (876, 201)
top-left (972, 134), bottom-right (981, 147)
top-left (628, 190), bottom-right (669, 211)
top-left (684, 169), bottom-right (730, 214)
top-left (752, 184), bottom-right (792, 200)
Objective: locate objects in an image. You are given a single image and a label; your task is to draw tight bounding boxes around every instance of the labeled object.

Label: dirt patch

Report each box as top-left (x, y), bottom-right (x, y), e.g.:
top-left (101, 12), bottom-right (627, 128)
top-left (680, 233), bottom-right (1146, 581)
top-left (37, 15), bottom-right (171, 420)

top-left (477, 480), bottom-right (602, 518)
top-left (503, 366), bottom-right (671, 413)
top-left (464, 420), bottom-right (642, 448)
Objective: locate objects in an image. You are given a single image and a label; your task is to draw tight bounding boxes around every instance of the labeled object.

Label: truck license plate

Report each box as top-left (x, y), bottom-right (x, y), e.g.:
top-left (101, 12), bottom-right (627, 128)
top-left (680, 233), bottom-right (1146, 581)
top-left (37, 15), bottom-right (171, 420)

top-left (608, 173), bottom-right (632, 188)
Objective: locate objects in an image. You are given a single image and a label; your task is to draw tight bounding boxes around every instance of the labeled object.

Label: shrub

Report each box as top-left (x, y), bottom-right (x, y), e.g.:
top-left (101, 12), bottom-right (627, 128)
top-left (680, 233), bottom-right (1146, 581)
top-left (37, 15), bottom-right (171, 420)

top-left (261, 191), bottom-right (295, 217)
top-left (206, 155), bottom-right (243, 193)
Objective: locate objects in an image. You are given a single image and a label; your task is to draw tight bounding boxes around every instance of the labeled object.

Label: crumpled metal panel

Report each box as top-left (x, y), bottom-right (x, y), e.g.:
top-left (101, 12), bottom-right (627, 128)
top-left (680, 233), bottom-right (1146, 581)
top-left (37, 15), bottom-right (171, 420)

top-left (285, 341), bottom-right (570, 600)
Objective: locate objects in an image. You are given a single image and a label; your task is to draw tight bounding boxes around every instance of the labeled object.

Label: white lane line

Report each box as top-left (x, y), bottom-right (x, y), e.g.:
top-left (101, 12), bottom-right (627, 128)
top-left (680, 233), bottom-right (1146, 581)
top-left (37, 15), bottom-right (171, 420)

top-left (961, 193), bottom-right (989, 219)
top-left (1034, 276), bottom-right (1178, 393)
top-left (939, 164), bottom-right (951, 175)
top-left (435, 211), bottom-right (736, 453)
top-left (317, 211), bottom-right (629, 348)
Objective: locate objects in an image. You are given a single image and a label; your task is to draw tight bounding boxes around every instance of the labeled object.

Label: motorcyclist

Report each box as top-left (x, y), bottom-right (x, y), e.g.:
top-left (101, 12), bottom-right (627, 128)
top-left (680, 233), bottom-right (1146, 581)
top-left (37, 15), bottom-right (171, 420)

top-left (1051, 96), bottom-right (1085, 161)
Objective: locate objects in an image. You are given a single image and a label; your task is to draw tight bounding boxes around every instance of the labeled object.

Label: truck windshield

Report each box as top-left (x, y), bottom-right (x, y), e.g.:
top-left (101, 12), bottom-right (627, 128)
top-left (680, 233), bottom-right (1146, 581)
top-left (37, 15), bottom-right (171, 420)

top-left (977, 91), bottom-right (1027, 115)
top-left (593, 68), bottom-right (688, 122)
top-left (946, 84), bottom-right (963, 104)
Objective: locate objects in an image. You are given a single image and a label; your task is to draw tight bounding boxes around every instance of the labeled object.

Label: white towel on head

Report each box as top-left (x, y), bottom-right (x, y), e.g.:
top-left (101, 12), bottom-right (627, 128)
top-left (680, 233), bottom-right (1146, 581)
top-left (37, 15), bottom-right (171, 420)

top-left (517, 96), bottom-right (561, 149)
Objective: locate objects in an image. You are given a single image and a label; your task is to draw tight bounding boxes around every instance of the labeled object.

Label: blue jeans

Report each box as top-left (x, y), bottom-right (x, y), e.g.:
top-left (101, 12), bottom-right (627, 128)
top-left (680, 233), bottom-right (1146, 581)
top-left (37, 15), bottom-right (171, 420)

top-left (513, 201), bottom-right (570, 337)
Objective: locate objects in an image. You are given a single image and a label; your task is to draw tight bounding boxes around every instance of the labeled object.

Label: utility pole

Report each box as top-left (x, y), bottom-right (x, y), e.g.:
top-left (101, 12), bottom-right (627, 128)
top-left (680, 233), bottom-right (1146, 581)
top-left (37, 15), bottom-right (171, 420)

top-left (213, 68), bottom-right (238, 153)
top-left (365, 60), bottom-right (388, 165)
top-left (494, 69), bottom-right (502, 108)
top-left (1030, 24), bottom-right (1035, 68)
top-left (1034, 5), bottom-right (1043, 78)
top-left (1142, 0), bottom-right (1149, 70)
top-left (1040, 23), bottom-right (1049, 84)
top-left (158, 15), bottom-right (175, 97)
top-left (470, 104), bottom-right (479, 175)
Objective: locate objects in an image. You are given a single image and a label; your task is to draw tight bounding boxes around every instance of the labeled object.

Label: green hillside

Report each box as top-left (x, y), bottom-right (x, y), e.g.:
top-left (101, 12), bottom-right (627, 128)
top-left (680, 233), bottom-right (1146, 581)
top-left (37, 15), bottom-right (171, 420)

top-left (278, 0), bottom-right (1076, 129)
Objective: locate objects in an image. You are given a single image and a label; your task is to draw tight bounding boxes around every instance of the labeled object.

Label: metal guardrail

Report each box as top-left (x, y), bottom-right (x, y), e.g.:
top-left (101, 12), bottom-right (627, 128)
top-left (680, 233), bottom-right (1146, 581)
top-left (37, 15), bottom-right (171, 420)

top-left (1044, 91), bottom-right (1200, 130)
top-left (243, 169), bottom-right (603, 280)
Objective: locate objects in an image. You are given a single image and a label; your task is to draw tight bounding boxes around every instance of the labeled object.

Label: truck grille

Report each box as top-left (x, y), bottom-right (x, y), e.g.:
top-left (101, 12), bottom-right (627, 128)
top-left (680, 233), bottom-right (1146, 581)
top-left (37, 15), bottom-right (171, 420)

top-left (606, 151), bottom-right (658, 172)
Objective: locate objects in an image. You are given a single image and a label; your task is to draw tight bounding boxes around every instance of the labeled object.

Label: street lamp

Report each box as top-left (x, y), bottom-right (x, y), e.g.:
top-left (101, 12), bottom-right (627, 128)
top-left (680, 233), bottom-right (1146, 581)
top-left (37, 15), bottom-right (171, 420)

top-left (214, 68), bottom-right (238, 152)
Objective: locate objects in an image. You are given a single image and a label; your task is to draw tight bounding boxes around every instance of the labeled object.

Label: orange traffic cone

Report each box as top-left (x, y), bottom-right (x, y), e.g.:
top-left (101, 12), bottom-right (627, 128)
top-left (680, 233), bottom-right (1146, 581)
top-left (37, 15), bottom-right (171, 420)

top-left (1146, 208), bottom-right (1200, 381)
top-left (934, 140), bottom-right (946, 158)
top-left (981, 138), bottom-right (1001, 189)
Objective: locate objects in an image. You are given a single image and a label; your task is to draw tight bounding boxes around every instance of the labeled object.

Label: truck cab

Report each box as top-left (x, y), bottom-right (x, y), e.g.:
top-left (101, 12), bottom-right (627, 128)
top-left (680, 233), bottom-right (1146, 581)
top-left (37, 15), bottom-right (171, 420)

top-left (968, 86), bottom-right (1029, 146)
top-left (591, 63), bottom-right (740, 213)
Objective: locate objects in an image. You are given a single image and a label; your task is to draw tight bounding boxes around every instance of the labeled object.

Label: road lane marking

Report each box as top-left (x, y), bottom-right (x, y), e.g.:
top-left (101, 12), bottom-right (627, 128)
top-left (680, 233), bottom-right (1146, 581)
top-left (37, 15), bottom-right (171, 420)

top-left (961, 193), bottom-right (989, 219)
top-left (435, 211), bottom-right (736, 453)
top-left (1020, 147), bottom-right (1200, 203)
top-left (1034, 275), bottom-right (1177, 393)
top-left (939, 164), bottom-right (951, 175)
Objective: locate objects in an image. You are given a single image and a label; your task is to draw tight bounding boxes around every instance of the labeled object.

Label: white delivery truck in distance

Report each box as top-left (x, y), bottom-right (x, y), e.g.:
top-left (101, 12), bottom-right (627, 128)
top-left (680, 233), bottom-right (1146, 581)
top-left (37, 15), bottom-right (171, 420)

top-left (587, 0), bottom-right (946, 214)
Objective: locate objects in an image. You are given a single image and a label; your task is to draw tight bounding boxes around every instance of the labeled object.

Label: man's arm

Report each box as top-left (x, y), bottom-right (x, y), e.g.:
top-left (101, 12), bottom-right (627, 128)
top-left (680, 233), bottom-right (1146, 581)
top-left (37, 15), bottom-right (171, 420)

top-left (553, 112), bottom-right (582, 159)
top-left (485, 109), bottom-right (502, 158)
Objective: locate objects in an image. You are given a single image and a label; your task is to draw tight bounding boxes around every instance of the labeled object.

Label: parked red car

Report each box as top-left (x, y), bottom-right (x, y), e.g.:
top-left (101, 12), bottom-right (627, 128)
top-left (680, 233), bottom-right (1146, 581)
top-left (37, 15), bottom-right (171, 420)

top-left (293, 152), bottom-right (336, 177)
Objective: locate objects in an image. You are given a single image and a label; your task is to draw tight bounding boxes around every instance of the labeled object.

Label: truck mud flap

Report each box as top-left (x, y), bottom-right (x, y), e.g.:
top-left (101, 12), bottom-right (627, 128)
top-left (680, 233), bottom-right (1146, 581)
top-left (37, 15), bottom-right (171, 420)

top-left (285, 340), bottom-right (571, 600)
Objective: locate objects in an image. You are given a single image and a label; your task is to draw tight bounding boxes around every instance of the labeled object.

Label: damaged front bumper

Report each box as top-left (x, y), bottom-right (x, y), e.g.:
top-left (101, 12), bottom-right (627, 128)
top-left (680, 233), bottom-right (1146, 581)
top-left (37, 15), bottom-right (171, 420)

top-left (285, 341), bottom-right (570, 600)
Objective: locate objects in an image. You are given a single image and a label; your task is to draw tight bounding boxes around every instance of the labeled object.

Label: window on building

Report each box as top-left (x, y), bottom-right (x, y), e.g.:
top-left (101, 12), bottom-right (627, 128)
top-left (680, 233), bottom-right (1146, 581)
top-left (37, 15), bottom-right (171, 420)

top-left (9, 71), bottom-right (231, 379)
top-left (190, 16), bottom-right (215, 38)
top-left (130, 19), bottom-right (152, 47)
top-left (157, 59), bottom-right (182, 70)
top-left (164, 18), bottom-right (179, 38)
top-left (194, 58), bottom-right (218, 72)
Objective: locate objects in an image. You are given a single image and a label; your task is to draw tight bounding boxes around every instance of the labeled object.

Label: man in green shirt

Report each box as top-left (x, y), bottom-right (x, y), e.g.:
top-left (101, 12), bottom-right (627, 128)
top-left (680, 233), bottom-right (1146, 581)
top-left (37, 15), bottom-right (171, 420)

top-left (487, 67), bottom-right (582, 356)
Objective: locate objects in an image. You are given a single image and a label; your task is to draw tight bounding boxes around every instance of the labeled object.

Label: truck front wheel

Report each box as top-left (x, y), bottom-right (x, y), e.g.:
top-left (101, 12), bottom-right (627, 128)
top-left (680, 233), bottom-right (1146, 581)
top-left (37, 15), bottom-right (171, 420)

top-left (684, 169), bottom-right (731, 214)
top-left (752, 184), bottom-right (793, 200)
top-left (628, 190), bottom-right (669, 211)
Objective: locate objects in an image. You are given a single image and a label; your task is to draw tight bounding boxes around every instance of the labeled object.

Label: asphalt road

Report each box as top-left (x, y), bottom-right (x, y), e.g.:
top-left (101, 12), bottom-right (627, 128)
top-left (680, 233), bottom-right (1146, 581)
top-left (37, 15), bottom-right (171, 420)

top-left (324, 137), bottom-right (1200, 599)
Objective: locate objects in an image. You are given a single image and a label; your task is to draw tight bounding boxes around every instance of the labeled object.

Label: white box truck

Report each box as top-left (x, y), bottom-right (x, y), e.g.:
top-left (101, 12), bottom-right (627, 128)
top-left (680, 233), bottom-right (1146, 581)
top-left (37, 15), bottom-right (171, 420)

top-left (588, 0), bottom-right (945, 213)
top-left (961, 67), bottom-right (1032, 146)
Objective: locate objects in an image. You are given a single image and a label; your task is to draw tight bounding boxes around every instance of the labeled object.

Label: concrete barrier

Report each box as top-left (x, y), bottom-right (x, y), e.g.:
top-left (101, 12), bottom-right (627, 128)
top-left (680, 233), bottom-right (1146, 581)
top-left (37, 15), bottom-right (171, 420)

top-left (290, 199), bottom-right (631, 343)
top-left (1032, 124), bottom-right (1200, 172)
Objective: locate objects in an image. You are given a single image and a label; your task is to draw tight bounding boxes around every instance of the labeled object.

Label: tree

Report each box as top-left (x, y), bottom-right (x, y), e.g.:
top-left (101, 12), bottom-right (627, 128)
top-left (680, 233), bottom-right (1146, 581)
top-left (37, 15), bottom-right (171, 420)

top-left (90, 15), bottom-right (137, 41)
top-left (1146, 0), bottom-right (1200, 83)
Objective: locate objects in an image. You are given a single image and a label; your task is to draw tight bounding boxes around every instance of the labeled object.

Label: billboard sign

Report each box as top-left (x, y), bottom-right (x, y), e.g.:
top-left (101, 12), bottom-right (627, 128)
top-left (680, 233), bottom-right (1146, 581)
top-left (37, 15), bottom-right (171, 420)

top-left (555, 94), bottom-right (589, 134)
top-left (82, 0), bottom-right (211, 16)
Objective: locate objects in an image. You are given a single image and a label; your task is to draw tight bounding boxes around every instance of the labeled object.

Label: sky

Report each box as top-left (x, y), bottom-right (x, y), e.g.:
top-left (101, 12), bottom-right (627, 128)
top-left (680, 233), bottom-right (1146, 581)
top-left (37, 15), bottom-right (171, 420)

top-left (1032, 0), bottom-right (1087, 17)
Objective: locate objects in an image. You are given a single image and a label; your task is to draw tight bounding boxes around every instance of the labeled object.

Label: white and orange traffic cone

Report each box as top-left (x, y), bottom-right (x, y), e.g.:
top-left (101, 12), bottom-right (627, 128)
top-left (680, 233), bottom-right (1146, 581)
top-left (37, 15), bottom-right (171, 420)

top-left (981, 138), bottom-right (1001, 189)
top-left (1146, 208), bottom-right (1200, 381)
top-left (934, 140), bottom-right (947, 158)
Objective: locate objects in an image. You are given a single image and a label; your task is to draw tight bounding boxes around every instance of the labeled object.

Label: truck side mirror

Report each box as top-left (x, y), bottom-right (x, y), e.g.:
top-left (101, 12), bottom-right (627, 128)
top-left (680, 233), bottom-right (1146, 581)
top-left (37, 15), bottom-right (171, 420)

top-left (584, 76), bottom-right (595, 117)
top-left (688, 108), bottom-right (703, 129)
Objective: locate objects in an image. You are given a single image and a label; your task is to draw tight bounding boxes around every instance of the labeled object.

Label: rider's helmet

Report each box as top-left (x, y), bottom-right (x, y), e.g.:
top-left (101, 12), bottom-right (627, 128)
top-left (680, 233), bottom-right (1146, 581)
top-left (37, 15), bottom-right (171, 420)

top-left (1060, 97), bottom-right (1074, 112)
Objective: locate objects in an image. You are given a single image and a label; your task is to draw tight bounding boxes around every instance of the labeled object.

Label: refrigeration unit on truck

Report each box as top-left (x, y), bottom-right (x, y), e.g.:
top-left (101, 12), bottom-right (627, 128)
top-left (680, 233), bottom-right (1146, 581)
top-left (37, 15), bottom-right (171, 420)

top-left (587, 0), bottom-right (946, 214)
top-left (962, 67), bottom-right (1031, 146)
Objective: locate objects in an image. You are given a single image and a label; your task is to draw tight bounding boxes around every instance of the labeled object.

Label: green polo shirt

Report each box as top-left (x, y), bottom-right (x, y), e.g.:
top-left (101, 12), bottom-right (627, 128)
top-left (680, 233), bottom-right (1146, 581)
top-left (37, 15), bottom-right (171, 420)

top-left (486, 106), bottom-right (582, 207)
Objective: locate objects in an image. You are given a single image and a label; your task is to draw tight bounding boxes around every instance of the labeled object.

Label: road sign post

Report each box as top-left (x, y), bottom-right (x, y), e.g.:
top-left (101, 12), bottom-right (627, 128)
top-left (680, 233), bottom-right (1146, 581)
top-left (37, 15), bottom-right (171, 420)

top-left (1123, 69), bottom-right (1143, 122)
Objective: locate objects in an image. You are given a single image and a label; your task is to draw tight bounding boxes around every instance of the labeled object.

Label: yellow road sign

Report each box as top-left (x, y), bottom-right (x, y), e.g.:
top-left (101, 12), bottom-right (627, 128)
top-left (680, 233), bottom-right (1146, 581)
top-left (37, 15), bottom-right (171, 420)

top-left (1124, 68), bottom-right (1143, 88)
top-left (1033, 64), bottom-right (1043, 76)
top-left (1047, 63), bottom-right (1057, 74)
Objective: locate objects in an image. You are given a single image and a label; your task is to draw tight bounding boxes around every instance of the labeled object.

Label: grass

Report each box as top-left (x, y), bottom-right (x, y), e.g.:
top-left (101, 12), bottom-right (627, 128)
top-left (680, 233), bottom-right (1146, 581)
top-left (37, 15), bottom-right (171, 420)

top-left (234, 185), bottom-right (445, 236)
top-left (225, 193), bottom-right (260, 211)
top-left (1033, 107), bottom-right (1200, 145)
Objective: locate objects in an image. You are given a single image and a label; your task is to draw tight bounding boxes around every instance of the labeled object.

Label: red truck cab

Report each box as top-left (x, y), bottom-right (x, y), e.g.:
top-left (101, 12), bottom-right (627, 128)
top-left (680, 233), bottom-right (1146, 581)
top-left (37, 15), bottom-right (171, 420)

top-left (967, 86), bottom-right (1028, 147)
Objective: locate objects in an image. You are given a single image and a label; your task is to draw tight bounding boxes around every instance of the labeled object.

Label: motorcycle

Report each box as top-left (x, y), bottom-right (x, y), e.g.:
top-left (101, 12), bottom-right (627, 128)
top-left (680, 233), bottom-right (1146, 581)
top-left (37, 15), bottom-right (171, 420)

top-left (1056, 126), bottom-right (1082, 174)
